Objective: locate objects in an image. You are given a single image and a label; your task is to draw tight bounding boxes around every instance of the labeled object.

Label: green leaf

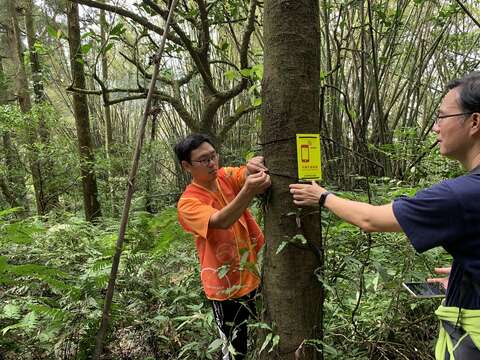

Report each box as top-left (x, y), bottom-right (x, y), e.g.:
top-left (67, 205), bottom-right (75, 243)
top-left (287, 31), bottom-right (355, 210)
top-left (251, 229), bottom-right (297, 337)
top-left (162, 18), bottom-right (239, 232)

top-left (104, 43), bottom-right (114, 53)
top-left (239, 249), bottom-right (249, 266)
top-left (240, 68), bottom-right (252, 77)
top-left (81, 31), bottom-right (96, 40)
top-left (252, 97), bottom-right (262, 107)
top-left (2, 304), bottom-right (21, 319)
top-left (110, 23), bottom-right (126, 36)
top-left (47, 25), bottom-right (57, 39)
top-left (220, 42), bottom-right (229, 51)
top-left (81, 44), bottom-right (92, 54)
top-left (217, 265), bottom-right (229, 279)
top-left (259, 333), bottom-right (272, 354)
top-left (1, 221), bottom-right (45, 245)
top-left (247, 322), bottom-right (272, 330)
top-left (291, 234), bottom-right (307, 245)
top-left (252, 64), bottom-right (263, 79)
top-left (0, 207), bottom-right (23, 218)
top-left (1, 311), bottom-right (38, 335)
top-left (269, 335), bottom-right (280, 352)
top-left (276, 241), bottom-right (288, 255)
top-left (225, 70), bottom-right (239, 81)
top-left (207, 338), bottom-right (224, 353)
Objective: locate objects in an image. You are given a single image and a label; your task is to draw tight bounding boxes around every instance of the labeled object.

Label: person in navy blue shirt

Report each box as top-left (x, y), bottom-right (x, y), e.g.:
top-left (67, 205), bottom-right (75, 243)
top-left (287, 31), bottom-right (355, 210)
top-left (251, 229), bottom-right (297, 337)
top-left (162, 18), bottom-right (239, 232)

top-left (290, 72), bottom-right (480, 359)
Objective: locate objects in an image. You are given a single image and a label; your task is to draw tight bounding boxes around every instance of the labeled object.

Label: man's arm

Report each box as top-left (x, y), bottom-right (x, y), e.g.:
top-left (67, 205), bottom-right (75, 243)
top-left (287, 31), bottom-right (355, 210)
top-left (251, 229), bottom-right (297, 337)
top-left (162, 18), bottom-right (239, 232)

top-left (289, 181), bottom-right (402, 233)
top-left (209, 171), bottom-right (270, 229)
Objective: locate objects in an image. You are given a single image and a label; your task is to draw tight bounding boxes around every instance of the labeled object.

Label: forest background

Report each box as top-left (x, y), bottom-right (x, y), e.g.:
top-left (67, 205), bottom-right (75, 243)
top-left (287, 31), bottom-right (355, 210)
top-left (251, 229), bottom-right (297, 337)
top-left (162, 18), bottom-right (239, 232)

top-left (0, 0), bottom-right (479, 359)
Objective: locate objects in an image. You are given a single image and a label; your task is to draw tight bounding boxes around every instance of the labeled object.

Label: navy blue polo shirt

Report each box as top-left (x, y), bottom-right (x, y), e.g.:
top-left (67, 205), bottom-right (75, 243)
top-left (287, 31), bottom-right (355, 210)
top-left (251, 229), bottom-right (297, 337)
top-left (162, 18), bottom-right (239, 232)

top-left (392, 172), bottom-right (480, 309)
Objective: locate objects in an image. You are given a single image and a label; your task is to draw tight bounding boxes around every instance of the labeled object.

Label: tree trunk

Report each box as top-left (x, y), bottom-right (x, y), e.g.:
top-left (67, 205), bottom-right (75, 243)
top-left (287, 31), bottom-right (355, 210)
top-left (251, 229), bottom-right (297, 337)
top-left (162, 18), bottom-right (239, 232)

top-left (145, 113), bottom-right (157, 214)
top-left (6, 0), bottom-right (45, 216)
top-left (261, 1), bottom-right (323, 359)
top-left (25, 0), bottom-right (60, 212)
top-left (67, 2), bottom-right (102, 222)
top-left (100, 3), bottom-right (114, 149)
top-left (0, 44), bottom-right (28, 213)
top-left (100, 3), bottom-right (116, 216)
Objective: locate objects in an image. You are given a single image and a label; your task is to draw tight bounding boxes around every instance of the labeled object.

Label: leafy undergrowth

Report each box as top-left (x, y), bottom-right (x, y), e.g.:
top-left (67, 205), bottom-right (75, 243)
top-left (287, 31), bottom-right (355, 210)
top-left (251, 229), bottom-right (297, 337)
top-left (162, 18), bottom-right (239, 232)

top-left (0, 207), bottom-right (218, 359)
top-left (0, 179), bottom-right (453, 359)
top-left (320, 180), bottom-right (450, 359)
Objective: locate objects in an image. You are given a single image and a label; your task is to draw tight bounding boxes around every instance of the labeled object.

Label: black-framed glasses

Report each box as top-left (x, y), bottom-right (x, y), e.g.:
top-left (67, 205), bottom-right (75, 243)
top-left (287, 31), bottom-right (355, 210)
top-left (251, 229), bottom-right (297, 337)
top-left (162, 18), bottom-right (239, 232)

top-left (190, 152), bottom-right (218, 167)
top-left (435, 112), bottom-right (473, 125)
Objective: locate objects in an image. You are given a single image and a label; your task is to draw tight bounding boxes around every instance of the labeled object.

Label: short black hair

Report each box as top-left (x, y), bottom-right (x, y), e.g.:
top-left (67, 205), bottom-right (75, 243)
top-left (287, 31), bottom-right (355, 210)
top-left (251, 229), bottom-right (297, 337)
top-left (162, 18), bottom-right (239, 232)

top-left (174, 133), bottom-right (215, 163)
top-left (447, 72), bottom-right (480, 114)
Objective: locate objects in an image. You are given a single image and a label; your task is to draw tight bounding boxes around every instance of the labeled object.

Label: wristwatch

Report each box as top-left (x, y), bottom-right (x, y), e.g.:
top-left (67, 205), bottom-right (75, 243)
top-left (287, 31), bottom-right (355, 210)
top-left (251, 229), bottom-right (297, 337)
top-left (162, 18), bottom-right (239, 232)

top-left (318, 191), bottom-right (331, 207)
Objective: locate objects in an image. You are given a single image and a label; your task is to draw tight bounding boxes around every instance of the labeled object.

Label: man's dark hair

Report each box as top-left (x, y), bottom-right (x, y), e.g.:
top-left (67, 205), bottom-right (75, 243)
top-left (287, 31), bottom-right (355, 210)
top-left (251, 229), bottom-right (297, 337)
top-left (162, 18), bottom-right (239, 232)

top-left (174, 133), bottom-right (215, 163)
top-left (447, 72), bottom-right (480, 114)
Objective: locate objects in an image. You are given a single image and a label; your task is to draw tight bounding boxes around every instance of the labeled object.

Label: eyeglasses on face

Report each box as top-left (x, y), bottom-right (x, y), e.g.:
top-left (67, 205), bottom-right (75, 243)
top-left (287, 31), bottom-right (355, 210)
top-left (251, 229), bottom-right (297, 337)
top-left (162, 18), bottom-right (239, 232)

top-left (190, 152), bottom-right (219, 166)
top-left (434, 112), bottom-right (473, 126)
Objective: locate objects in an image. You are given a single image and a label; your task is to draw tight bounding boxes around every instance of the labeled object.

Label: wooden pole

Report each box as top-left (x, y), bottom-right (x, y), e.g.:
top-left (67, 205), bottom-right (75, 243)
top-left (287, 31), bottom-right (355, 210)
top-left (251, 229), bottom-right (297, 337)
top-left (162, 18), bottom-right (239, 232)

top-left (92, 0), bottom-right (179, 357)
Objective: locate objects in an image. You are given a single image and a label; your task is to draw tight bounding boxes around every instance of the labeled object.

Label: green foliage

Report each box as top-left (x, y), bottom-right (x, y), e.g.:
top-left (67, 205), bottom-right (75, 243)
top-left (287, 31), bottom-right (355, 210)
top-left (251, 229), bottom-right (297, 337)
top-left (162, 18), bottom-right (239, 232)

top-left (319, 184), bottom-right (448, 359)
top-left (0, 207), bottom-right (214, 359)
top-left (0, 105), bottom-right (25, 133)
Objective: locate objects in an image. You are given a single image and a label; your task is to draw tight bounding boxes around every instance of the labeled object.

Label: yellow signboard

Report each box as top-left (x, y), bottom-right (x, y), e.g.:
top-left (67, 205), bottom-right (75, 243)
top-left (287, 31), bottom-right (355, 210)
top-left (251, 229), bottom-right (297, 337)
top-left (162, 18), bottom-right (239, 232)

top-left (296, 134), bottom-right (322, 181)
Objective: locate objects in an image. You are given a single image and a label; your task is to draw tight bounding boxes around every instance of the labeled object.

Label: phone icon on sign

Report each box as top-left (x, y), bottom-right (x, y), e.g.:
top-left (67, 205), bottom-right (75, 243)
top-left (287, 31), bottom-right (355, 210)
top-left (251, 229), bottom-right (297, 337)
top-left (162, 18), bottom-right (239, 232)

top-left (301, 144), bottom-right (310, 163)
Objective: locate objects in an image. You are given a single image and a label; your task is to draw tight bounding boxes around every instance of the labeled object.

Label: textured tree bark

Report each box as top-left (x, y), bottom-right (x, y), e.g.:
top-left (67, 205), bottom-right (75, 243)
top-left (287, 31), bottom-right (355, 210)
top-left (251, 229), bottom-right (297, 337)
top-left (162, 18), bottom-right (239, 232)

top-left (67, 2), bottom-right (102, 222)
top-left (261, 1), bottom-right (323, 359)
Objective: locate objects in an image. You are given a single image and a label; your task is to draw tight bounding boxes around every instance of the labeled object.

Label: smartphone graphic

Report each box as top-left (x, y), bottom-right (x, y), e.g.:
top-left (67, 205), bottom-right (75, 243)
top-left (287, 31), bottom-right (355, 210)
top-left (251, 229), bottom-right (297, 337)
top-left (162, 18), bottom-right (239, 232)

top-left (301, 144), bottom-right (310, 163)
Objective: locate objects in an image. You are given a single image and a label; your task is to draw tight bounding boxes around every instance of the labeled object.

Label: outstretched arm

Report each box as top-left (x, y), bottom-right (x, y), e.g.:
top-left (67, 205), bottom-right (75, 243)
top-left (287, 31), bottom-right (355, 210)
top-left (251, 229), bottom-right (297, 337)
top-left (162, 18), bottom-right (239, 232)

top-left (289, 181), bottom-right (402, 233)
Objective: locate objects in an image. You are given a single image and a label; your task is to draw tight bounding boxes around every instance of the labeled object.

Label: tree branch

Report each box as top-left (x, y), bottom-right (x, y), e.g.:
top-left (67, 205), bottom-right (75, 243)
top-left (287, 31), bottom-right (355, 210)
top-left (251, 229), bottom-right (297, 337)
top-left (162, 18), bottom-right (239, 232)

top-left (153, 91), bottom-right (198, 131)
top-left (106, 94), bottom-right (147, 105)
top-left (215, 0), bottom-right (258, 101)
top-left (454, 0), bottom-right (480, 29)
top-left (119, 50), bottom-right (197, 86)
top-left (196, 0), bottom-right (210, 57)
top-left (142, 0), bottom-right (217, 93)
top-left (218, 105), bottom-right (258, 139)
top-left (67, 0), bottom-right (183, 45)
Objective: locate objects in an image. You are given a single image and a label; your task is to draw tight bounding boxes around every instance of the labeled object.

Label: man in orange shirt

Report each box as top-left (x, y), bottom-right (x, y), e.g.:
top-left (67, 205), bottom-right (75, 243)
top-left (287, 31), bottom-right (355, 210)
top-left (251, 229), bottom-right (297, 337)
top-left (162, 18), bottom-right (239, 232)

top-left (175, 134), bottom-right (271, 360)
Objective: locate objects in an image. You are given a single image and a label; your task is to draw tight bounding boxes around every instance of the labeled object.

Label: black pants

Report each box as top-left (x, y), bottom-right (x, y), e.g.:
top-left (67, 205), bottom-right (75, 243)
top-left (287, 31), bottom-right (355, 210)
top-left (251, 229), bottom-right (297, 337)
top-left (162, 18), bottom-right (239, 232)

top-left (443, 321), bottom-right (480, 360)
top-left (211, 291), bottom-right (257, 360)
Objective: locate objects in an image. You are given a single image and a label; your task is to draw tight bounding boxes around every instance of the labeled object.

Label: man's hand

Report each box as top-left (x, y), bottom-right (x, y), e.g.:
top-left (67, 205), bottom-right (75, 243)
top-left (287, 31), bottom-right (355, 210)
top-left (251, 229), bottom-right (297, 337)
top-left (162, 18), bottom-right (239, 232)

top-left (244, 171), bottom-right (271, 195)
top-left (247, 156), bottom-right (268, 176)
top-left (427, 267), bottom-right (451, 290)
top-left (289, 181), bottom-right (327, 207)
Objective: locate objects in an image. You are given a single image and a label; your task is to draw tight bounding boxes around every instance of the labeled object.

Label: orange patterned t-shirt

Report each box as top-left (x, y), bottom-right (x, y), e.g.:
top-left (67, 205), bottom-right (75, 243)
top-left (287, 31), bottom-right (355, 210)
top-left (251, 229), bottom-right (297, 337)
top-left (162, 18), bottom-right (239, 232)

top-left (177, 166), bottom-right (264, 300)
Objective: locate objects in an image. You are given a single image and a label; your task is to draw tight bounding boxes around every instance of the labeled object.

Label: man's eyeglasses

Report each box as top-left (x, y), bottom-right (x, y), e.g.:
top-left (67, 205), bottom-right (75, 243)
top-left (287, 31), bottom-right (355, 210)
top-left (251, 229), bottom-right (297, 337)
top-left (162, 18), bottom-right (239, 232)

top-left (435, 112), bottom-right (473, 126)
top-left (190, 152), bottom-right (219, 166)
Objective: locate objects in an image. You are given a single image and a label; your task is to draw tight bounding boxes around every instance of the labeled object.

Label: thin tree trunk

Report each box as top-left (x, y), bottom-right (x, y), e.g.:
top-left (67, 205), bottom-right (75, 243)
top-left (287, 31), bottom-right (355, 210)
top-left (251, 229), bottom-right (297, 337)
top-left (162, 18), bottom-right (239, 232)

top-left (100, 4), bottom-right (113, 148)
top-left (261, 1), bottom-right (323, 359)
top-left (0, 54), bottom-right (24, 211)
top-left (67, 2), bottom-right (102, 222)
top-left (145, 111), bottom-right (157, 214)
top-left (6, 0), bottom-right (45, 215)
top-left (92, 1), bottom-right (178, 357)
top-left (100, 3), bottom-right (116, 216)
top-left (25, 0), bottom-right (60, 212)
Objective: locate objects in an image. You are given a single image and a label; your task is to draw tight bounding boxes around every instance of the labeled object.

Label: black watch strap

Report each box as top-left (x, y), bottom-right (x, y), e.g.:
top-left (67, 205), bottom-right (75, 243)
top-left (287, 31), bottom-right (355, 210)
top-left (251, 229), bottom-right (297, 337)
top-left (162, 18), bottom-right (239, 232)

top-left (319, 191), bottom-right (331, 207)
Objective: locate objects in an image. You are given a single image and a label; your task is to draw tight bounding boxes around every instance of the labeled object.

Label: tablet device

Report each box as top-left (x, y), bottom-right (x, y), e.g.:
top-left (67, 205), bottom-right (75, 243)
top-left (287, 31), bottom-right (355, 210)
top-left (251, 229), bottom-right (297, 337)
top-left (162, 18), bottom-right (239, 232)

top-left (402, 282), bottom-right (445, 298)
